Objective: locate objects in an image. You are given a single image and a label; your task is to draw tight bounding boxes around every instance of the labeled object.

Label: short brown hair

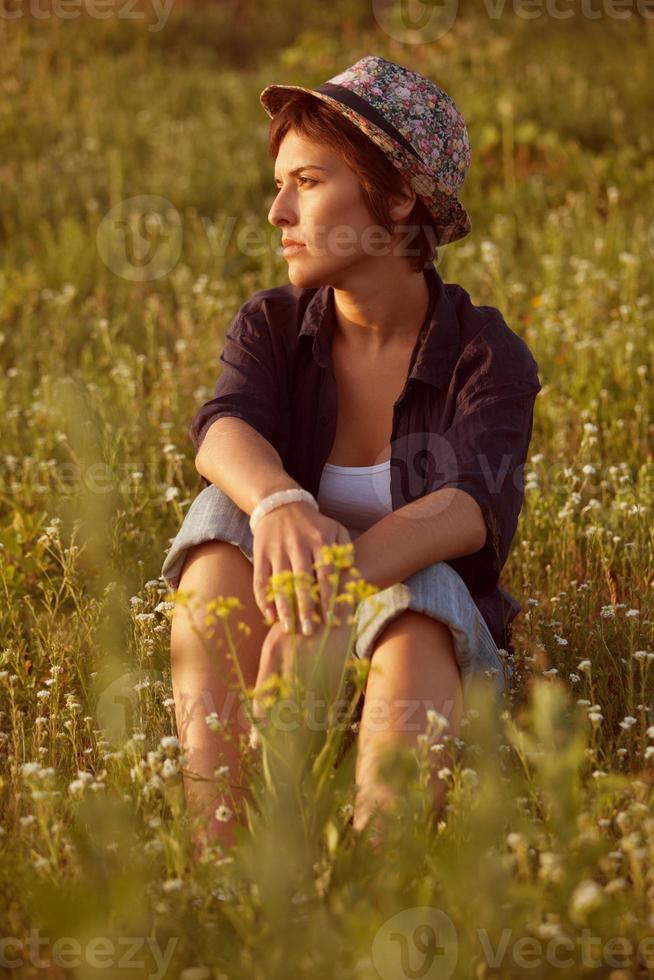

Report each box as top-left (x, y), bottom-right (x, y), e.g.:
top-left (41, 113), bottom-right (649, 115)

top-left (266, 93), bottom-right (440, 272)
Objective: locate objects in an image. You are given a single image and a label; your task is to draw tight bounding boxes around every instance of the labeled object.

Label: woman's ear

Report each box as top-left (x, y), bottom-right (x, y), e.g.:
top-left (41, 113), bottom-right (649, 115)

top-left (387, 182), bottom-right (418, 225)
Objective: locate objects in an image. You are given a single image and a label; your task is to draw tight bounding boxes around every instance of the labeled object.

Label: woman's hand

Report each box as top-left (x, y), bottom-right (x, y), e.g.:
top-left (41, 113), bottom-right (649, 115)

top-left (251, 501), bottom-right (353, 635)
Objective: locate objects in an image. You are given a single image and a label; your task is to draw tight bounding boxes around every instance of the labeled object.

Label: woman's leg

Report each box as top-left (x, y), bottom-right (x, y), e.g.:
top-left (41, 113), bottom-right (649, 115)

top-left (353, 610), bottom-right (464, 846)
top-left (170, 540), bottom-right (269, 855)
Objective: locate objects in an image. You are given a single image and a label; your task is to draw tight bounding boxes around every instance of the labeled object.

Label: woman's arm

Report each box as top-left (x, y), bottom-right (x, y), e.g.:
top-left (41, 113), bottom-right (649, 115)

top-left (195, 416), bottom-right (302, 516)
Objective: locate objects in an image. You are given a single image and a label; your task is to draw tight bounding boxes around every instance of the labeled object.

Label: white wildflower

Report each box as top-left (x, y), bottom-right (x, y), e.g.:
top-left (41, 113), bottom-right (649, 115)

top-left (21, 762), bottom-right (43, 777)
top-left (162, 878), bottom-right (183, 893)
top-left (569, 879), bottom-right (605, 922)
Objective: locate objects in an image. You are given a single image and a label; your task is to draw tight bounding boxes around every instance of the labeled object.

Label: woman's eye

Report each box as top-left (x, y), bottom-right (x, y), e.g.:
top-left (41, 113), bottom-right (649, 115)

top-left (274, 176), bottom-right (317, 190)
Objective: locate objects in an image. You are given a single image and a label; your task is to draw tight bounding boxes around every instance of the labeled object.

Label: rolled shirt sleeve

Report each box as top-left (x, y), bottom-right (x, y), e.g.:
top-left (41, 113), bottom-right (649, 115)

top-left (189, 302), bottom-right (281, 455)
top-left (427, 373), bottom-right (541, 598)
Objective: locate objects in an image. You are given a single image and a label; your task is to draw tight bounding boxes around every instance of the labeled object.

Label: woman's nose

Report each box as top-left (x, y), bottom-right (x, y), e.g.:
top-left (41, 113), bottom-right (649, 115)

top-left (267, 188), bottom-right (297, 228)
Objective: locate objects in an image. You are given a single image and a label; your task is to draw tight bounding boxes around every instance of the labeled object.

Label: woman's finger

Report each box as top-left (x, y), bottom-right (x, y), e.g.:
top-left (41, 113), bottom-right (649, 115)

top-left (291, 549), bottom-right (320, 636)
top-left (272, 559), bottom-right (295, 633)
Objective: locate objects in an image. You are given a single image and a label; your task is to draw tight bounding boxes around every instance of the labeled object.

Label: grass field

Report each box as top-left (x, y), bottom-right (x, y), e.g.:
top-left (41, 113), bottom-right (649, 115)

top-left (1, 5), bottom-right (654, 978)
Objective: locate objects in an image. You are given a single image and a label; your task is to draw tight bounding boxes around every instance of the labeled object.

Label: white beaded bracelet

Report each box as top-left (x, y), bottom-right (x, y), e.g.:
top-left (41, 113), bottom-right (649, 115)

top-left (249, 488), bottom-right (319, 535)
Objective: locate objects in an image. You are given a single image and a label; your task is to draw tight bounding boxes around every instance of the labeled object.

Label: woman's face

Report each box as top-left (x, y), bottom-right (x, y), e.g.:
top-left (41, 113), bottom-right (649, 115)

top-left (267, 129), bottom-right (406, 288)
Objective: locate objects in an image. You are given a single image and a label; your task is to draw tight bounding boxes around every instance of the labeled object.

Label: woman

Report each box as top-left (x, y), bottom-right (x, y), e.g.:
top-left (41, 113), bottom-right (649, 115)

top-left (163, 55), bottom-right (542, 853)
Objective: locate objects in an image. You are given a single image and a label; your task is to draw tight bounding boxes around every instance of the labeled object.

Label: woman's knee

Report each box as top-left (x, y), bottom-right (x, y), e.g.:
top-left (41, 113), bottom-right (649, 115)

top-left (178, 539), bottom-right (252, 593)
top-left (171, 540), bottom-right (258, 640)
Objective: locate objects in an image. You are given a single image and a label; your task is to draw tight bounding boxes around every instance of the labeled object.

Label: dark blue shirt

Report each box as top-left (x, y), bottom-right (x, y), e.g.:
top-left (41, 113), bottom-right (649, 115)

top-left (189, 264), bottom-right (542, 655)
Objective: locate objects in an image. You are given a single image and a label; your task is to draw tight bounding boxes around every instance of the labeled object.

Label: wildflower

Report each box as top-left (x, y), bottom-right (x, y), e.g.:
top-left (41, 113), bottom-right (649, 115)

top-left (214, 804), bottom-right (233, 823)
top-left (480, 240), bottom-right (498, 263)
top-left (206, 595), bottom-right (244, 621)
top-left (542, 668), bottom-right (558, 677)
top-left (205, 712), bottom-right (222, 732)
top-left (554, 636), bottom-right (568, 646)
top-left (163, 698), bottom-right (175, 708)
top-left (537, 922), bottom-right (564, 940)
top-left (161, 759), bottom-right (178, 780)
top-left (569, 879), bottom-right (605, 922)
top-left (577, 660), bottom-right (591, 673)
top-left (619, 716), bottom-right (637, 730)
top-left (162, 878), bottom-right (183, 893)
top-left (160, 735), bottom-right (179, 750)
top-left (634, 651), bottom-right (649, 661)
top-left (506, 832), bottom-right (527, 851)
top-left (180, 968), bottom-right (212, 980)
top-left (460, 768), bottom-right (479, 790)
top-left (588, 711), bottom-right (604, 726)
top-left (21, 762), bottom-right (42, 777)
top-left (436, 767), bottom-right (452, 781)
top-left (425, 708), bottom-right (449, 738)
top-left (20, 815), bottom-right (37, 828)
top-left (135, 612), bottom-right (155, 623)
top-left (569, 673), bottom-right (580, 684)
top-left (538, 851), bottom-right (564, 883)
top-left (626, 609), bottom-right (640, 618)
top-left (644, 747), bottom-right (654, 760)
top-left (165, 487), bottom-right (180, 502)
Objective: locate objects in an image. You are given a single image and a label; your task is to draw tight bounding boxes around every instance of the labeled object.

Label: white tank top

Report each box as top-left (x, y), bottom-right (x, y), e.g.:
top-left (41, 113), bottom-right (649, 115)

top-left (317, 460), bottom-right (393, 541)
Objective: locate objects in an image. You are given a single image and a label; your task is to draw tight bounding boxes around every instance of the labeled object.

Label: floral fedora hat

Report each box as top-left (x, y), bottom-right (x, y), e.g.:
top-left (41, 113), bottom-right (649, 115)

top-left (260, 54), bottom-right (472, 247)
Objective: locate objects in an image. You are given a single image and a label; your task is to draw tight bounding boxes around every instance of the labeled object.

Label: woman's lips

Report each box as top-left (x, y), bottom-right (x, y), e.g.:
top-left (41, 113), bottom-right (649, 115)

top-left (282, 242), bottom-right (305, 256)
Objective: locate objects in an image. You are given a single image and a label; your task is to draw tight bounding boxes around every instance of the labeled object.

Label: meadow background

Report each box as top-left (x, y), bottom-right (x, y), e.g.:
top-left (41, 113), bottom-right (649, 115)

top-left (1, 2), bottom-right (654, 977)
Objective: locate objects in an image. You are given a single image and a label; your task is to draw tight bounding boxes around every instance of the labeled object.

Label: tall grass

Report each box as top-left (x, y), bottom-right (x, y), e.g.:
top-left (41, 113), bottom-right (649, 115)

top-left (1, 7), bottom-right (653, 977)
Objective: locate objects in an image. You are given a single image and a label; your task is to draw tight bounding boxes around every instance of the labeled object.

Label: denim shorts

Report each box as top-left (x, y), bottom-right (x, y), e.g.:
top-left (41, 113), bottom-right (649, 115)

top-left (161, 484), bottom-right (513, 699)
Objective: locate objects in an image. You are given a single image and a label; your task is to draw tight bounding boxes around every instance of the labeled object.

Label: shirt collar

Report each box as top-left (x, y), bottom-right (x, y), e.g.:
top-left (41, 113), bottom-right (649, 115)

top-left (298, 264), bottom-right (460, 389)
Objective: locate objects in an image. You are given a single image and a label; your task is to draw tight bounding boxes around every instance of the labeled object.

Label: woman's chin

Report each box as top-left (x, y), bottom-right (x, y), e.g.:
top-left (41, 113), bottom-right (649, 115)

top-left (286, 260), bottom-right (324, 288)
